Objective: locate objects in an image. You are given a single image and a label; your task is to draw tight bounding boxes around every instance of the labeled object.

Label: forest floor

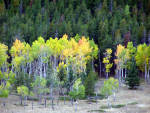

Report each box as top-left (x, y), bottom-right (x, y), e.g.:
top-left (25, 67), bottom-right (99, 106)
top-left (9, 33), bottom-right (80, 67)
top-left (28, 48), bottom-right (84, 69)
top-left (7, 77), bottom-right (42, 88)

top-left (0, 80), bottom-right (150, 113)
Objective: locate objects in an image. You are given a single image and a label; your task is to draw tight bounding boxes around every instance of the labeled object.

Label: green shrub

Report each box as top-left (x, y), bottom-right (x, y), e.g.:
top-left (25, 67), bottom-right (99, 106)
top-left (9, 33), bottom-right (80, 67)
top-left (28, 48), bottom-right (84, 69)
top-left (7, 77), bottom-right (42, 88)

top-left (0, 71), bottom-right (15, 98)
top-left (31, 76), bottom-right (49, 96)
top-left (69, 78), bottom-right (85, 100)
top-left (100, 77), bottom-right (119, 97)
top-left (17, 85), bottom-right (29, 97)
top-left (0, 82), bottom-right (10, 98)
top-left (0, 89), bottom-right (9, 98)
top-left (17, 85), bottom-right (29, 105)
top-left (14, 71), bottom-right (33, 90)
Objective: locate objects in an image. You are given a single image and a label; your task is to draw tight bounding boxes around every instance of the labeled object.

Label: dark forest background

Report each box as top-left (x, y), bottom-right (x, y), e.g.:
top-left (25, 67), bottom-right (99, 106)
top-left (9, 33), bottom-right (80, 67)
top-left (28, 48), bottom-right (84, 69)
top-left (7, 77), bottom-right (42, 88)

top-left (0, 0), bottom-right (150, 76)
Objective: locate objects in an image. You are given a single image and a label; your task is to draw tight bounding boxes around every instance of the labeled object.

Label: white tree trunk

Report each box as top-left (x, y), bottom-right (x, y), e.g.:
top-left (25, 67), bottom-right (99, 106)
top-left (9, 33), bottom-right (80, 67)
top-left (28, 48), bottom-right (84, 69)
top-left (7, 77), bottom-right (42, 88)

top-left (116, 69), bottom-right (119, 79)
top-left (54, 56), bottom-right (57, 75)
top-left (106, 72), bottom-right (108, 79)
top-left (107, 96), bottom-right (110, 108)
top-left (121, 68), bottom-right (123, 82)
top-left (29, 62), bottom-right (31, 77)
top-left (40, 56), bottom-right (43, 78)
top-left (147, 69), bottom-right (149, 83)
top-left (44, 63), bottom-right (46, 78)
top-left (113, 92), bottom-right (116, 101)
top-left (119, 69), bottom-right (121, 86)
top-left (92, 56), bottom-right (95, 72)
top-left (125, 68), bottom-right (126, 78)
top-left (98, 51), bottom-right (101, 77)
top-left (43, 53), bottom-right (47, 78)
top-left (66, 58), bottom-right (69, 79)
top-left (145, 62), bottom-right (147, 82)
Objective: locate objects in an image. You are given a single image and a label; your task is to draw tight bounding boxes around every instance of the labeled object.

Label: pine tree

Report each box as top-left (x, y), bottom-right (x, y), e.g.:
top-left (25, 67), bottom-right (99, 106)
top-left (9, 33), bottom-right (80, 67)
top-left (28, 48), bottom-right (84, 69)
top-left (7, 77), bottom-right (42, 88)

top-left (125, 57), bottom-right (140, 89)
top-left (84, 70), bottom-right (97, 96)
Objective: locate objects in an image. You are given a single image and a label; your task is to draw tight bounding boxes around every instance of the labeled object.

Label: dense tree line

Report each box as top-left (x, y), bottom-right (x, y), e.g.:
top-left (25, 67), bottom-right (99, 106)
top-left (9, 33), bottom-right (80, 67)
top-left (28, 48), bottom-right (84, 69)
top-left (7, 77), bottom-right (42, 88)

top-left (0, 0), bottom-right (150, 76)
top-left (0, 35), bottom-right (98, 103)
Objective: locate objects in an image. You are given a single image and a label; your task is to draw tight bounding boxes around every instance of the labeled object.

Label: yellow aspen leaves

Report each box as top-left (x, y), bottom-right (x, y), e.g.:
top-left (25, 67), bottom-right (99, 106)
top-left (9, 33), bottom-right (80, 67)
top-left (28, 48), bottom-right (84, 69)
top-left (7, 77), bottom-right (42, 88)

top-left (135, 43), bottom-right (148, 71)
top-left (10, 34), bottom-right (98, 77)
top-left (103, 48), bottom-right (113, 73)
top-left (0, 43), bottom-right (8, 67)
top-left (115, 44), bottom-right (130, 69)
top-left (10, 39), bottom-right (25, 57)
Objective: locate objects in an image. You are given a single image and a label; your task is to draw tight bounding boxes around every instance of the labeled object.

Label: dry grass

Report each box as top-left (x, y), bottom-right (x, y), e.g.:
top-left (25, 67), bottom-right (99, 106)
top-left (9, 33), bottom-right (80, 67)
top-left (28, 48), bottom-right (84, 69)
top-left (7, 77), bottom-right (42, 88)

top-left (0, 81), bottom-right (150, 113)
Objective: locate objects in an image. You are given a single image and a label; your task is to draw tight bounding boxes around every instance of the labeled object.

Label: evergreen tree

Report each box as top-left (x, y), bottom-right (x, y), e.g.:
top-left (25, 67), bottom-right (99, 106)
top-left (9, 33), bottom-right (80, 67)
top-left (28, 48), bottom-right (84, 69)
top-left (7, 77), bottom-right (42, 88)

top-left (84, 71), bottom-right (97, 96)
top-left (125, 57), bottom-right (140, 89)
